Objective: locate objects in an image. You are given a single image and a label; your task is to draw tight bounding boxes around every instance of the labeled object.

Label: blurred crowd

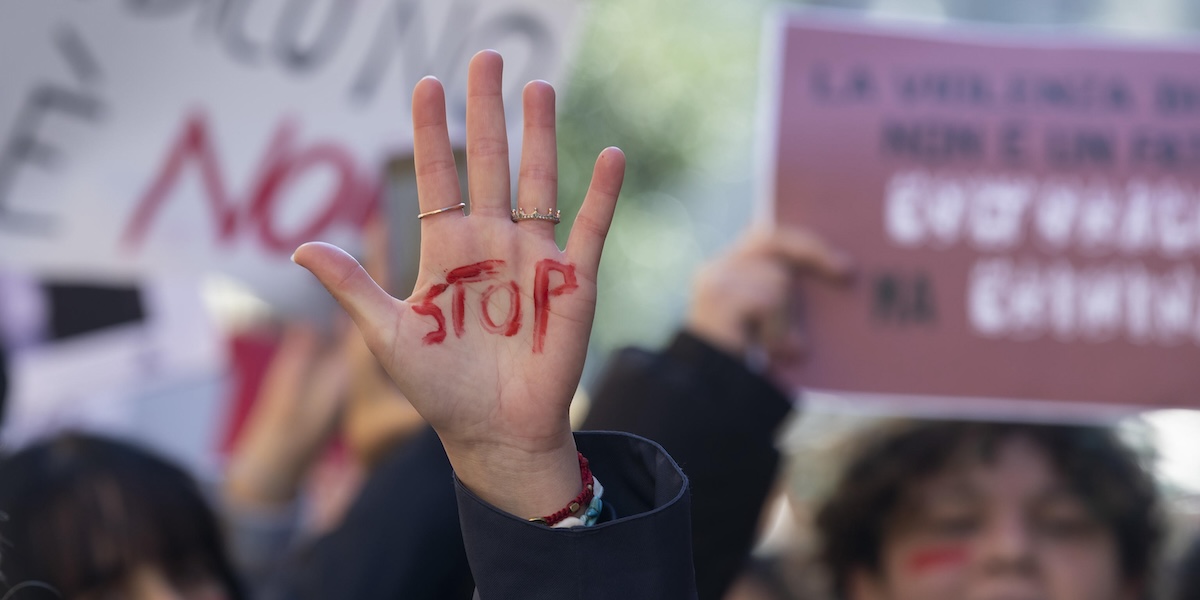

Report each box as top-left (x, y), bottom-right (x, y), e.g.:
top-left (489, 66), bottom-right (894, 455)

top-left (0, 217), bottom-right (1196, 599)
top-left (2, 1), bottom-right (1200, 599)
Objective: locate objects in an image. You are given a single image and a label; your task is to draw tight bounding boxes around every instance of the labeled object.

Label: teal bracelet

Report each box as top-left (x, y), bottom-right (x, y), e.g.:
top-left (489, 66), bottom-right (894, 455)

top-left (551, 476), bottom-right (606, 528)
top-left (581, 493), bottom-right (604, 526)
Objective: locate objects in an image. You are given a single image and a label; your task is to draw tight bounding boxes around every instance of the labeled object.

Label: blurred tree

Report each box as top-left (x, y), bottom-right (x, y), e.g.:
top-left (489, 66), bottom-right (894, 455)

top-left (555, 0), bottom-right (770, 360)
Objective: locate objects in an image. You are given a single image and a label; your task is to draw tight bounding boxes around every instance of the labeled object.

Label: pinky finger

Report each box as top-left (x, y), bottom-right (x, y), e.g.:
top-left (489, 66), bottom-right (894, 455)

top-left (565, 147), bottom-right (625, 272)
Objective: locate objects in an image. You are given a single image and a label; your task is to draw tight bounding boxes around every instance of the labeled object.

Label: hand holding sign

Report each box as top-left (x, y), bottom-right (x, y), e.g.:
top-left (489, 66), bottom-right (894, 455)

top-left (769, 16), bottom-right (1200, 410)
top-left (686, 227), bottom-right (853, 376)
top-left (293, 51), bottom-right (625, 519)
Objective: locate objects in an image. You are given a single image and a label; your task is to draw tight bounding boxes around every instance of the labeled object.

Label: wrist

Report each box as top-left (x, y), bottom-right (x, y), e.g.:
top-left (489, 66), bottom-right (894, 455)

top-left (442, 429), bottom-right (580, 520)
top-left (529, 452), bottom-right (593, 526)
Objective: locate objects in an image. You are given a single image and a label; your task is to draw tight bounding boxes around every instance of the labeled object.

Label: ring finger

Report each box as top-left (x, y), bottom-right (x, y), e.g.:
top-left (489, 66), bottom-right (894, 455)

top-left (514, 80), bottom-right (559, 238)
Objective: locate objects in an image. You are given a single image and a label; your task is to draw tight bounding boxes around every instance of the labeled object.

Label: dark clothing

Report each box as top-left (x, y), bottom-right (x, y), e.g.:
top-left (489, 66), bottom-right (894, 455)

top-left (457, 432), bottom-right (697, 600)
top-left (1175, 537), bottom-right (1200, 600)
top-left (268, 430), bottom-right (696, 599)
top-left (584, 332), bottom-right (793, 599)
top-left (269, 331), bottom-right (792, 599)
top-left (262, 427), bottom-right (476, 600)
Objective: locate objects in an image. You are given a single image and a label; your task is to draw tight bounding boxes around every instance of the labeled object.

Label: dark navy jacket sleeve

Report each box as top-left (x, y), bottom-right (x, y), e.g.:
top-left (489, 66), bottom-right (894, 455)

top-left (583, 331), bottom-right (793, 600)
top-left (455, 431), bottom-right (698, 600)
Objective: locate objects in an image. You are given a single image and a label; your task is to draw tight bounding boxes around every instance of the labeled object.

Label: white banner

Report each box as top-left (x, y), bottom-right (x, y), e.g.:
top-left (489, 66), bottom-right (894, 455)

top-left (0, 0), bottom-right (580, 312)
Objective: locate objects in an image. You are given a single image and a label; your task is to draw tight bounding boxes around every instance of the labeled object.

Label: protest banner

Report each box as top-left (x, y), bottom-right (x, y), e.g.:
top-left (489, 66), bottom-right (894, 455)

top-left (0, 275), bottom-right (224, 467)
top-left (0, 0), bottom-right (579, 314)
top-left (0, 0), bottom-right (580, 466)
top-left (761, 12), bottom-right (1200, 414)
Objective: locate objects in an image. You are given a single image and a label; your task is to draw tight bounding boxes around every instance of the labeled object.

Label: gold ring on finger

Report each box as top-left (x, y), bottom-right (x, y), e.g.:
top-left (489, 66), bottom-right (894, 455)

top-left (417, 202), bottom-right (466, 220)
top-left (511, 208), bottom-right (562, 225)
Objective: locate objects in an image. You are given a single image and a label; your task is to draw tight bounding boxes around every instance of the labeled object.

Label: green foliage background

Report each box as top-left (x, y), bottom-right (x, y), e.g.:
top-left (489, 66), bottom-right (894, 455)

top-left (550, 0), bottom-right (1191, 377)
top-left (554, 0), bottom-right (775, 369)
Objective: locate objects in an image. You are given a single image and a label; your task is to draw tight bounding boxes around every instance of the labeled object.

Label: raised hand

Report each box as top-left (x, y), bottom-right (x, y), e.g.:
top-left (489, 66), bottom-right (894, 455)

top-left (686, 227), bottom-right (852, 373)
top-left (225, 324), bottom-right (347, 509)
top-left (292, 51), bottom-right (625, 519)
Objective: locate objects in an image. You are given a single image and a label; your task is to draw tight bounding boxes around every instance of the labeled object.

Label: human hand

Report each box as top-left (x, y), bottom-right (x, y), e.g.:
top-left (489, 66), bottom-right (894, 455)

top-left (686, 227), bottom-right (852, 369)
top-left (225, 323), bottom-right (347, 509)
top-left (293, 51), bottom-right (625, 519)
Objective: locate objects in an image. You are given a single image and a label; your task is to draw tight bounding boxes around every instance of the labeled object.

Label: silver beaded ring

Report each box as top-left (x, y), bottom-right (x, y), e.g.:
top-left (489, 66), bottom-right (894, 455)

top-left (511, 207), bottom-right (562, 225)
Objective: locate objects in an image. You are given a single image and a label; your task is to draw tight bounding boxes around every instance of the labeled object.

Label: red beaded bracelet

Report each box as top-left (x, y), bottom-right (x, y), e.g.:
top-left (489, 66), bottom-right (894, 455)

top-left (528, 452), bottom-right (594, 526)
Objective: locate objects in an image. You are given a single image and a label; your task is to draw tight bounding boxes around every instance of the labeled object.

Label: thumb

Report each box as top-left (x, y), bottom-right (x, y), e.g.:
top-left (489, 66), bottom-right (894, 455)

top-left (293, 242), bottom-right (399, 348)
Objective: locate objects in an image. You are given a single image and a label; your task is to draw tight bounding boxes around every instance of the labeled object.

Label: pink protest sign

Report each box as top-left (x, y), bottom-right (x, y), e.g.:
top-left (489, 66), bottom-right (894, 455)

top-left (763, 14), bottom-right (1200, 412)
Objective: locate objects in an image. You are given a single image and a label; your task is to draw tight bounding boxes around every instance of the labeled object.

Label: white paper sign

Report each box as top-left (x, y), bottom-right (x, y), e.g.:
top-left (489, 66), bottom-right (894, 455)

top-left (0, 0), bottom-right (579, 312)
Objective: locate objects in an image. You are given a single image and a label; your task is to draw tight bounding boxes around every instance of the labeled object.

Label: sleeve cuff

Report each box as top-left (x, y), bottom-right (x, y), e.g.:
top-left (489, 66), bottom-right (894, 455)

top-left (454, 431), bottom-right (698, 600)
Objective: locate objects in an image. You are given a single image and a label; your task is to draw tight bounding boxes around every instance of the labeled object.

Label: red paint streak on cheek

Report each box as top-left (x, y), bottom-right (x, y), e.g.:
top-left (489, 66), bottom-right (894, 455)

top-left (411, 284), bottom-right (450, 345)
top-left (532, 259), bottom-right (578, 353)
top-left (480, 281), bottom-right (522, 336)
top-left (906, 545), bottom-right (970, 575)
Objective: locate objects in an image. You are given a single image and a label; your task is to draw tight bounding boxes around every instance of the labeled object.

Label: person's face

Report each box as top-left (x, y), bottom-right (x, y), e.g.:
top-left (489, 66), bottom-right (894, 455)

top-left (79, 563), bottom-right (229, 600)
top-left (850, 435), bottom-right (1135, 600)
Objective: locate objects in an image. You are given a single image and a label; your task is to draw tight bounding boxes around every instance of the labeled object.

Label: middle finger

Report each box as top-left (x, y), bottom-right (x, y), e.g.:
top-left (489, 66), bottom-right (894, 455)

top-left (465, 50), bottom-right (512, 218)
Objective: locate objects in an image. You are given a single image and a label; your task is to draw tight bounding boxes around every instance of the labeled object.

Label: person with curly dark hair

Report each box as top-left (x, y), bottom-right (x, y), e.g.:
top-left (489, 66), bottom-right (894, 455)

top-left (815, 421), bottom-right (1163, 600)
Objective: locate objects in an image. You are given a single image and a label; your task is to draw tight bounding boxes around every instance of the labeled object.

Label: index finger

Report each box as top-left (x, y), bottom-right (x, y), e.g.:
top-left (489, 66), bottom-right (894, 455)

top-left (412, 76), bottom-right (466, 221)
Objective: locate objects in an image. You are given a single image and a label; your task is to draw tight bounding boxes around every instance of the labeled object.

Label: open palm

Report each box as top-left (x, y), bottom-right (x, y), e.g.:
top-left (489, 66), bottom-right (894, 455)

top-left (293, 51), bottom-right (624, 517)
